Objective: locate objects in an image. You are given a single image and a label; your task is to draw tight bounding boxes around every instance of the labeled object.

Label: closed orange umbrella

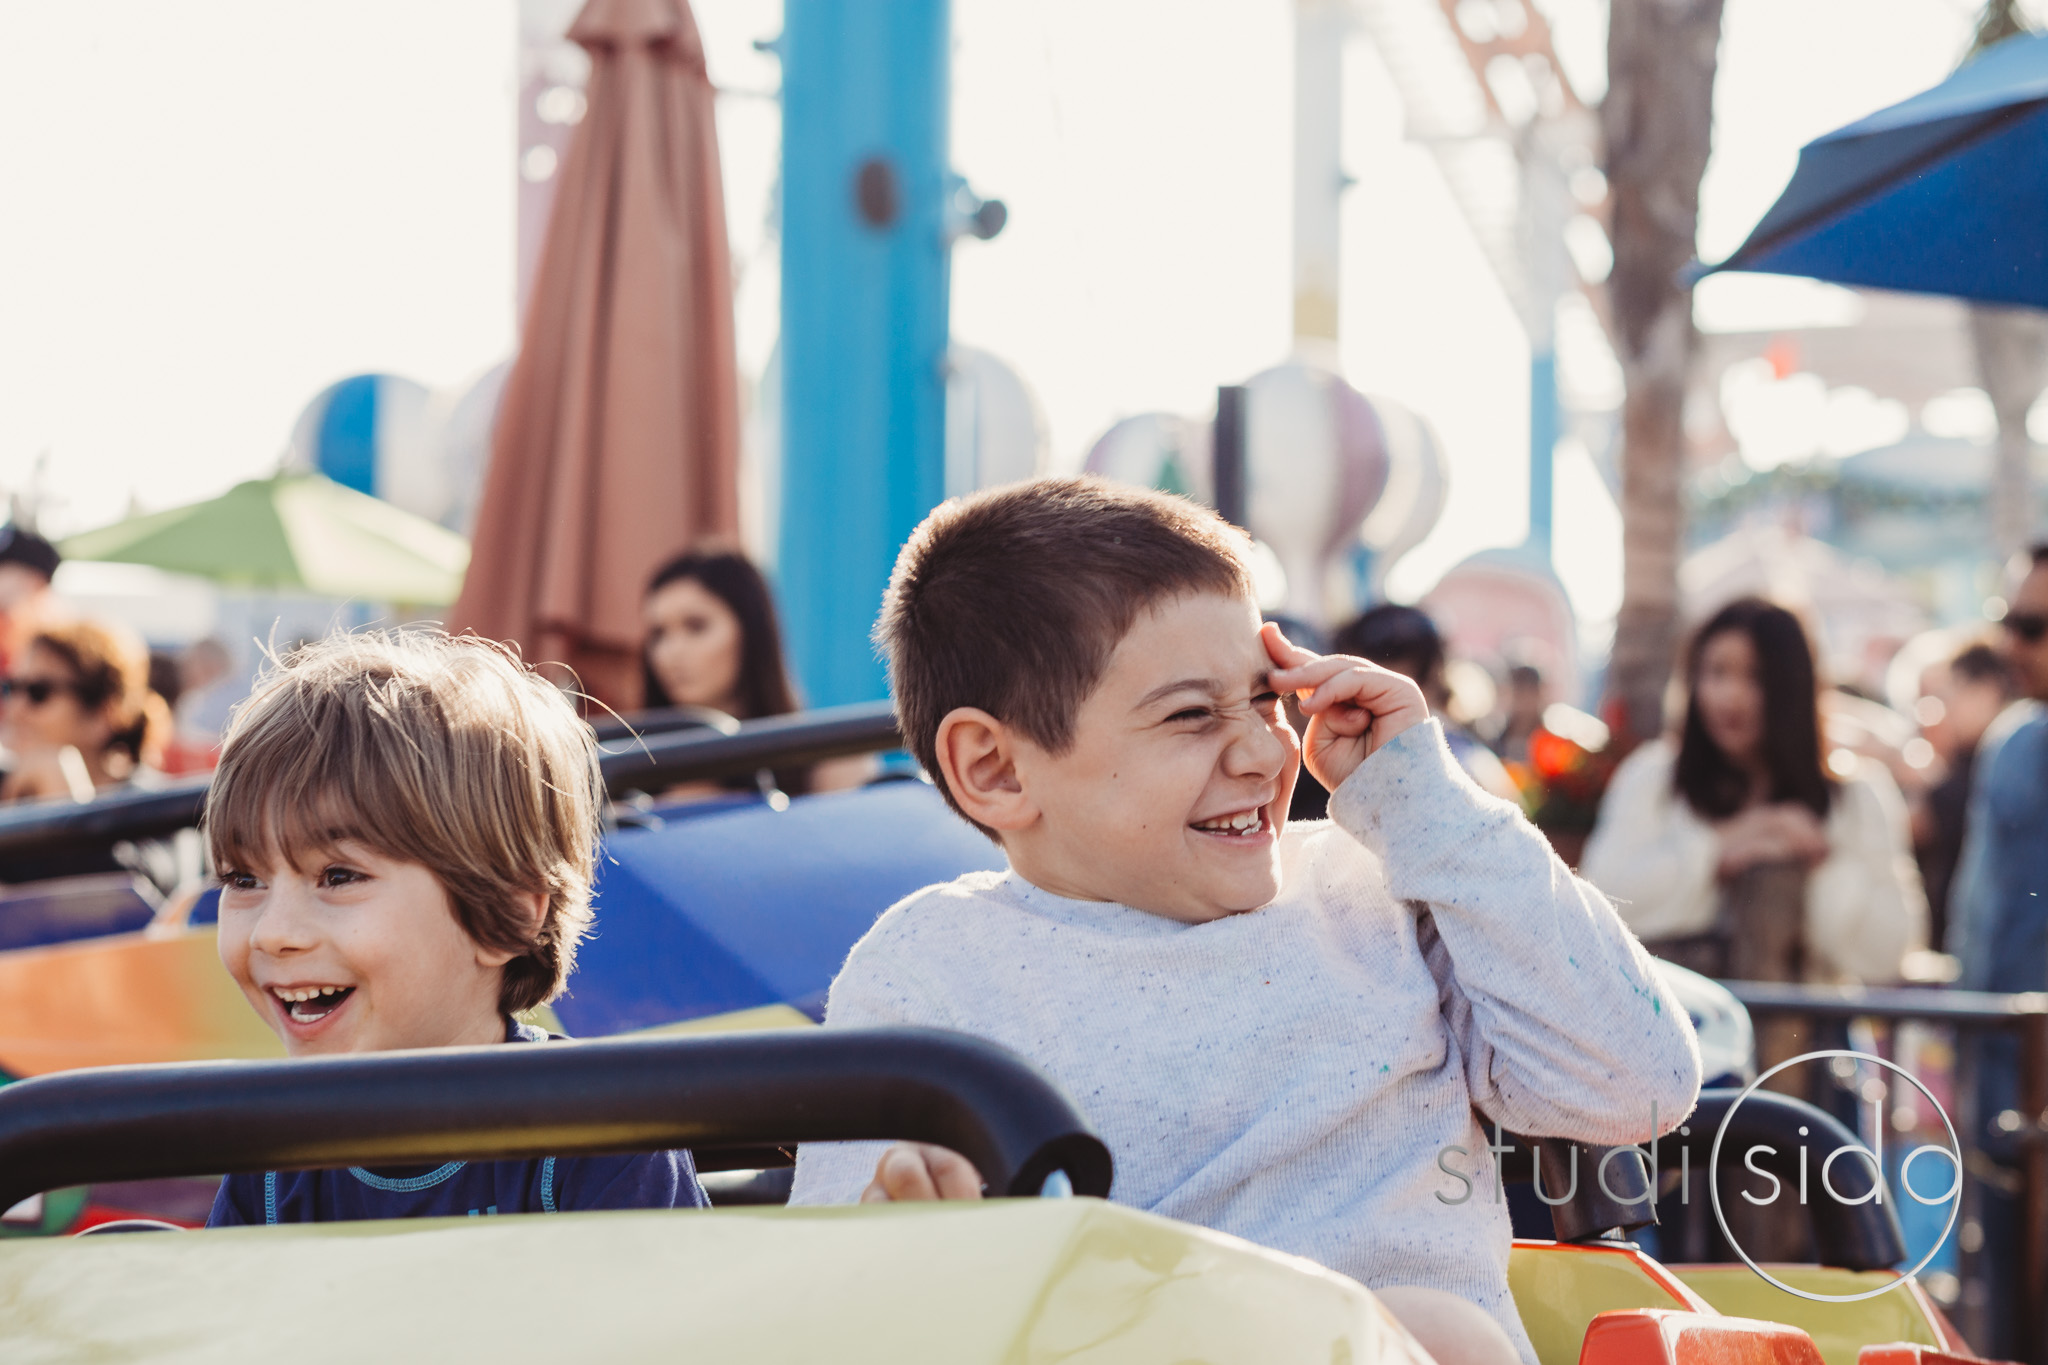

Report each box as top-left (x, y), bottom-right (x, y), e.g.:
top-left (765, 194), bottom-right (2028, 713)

top-left (454, 0), bottom-right (740, 710)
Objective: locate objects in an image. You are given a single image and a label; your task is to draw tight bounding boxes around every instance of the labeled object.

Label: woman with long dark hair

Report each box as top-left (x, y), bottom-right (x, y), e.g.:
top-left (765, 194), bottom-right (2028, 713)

top-left (640, 547), bottom-right (867, 796)
top-left (643, 548), bottom-right (798, 721)
top-left (1581, 598), bottom-right (1924, 983)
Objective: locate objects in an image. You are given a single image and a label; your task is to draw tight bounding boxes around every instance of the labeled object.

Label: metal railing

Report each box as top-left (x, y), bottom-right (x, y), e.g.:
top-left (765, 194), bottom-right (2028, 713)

top-left (0, 701), bottom-right (904, 881)
top-left (1720, 979), bottom-right (2048, 1363)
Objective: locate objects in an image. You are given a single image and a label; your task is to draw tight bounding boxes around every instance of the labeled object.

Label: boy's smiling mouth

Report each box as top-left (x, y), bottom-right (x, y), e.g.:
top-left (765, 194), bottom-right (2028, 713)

top-left (1189, 803), bottom-right (1272, 840)
top-left (269, 984), bottom-right (357, 1027)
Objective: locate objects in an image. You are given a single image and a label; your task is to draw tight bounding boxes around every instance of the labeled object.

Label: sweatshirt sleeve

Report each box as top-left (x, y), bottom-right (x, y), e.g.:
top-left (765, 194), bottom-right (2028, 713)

top-left (1328, 720), bottom-right (1701, 1145)
top-left (787, 929), bottom-right (965, 1206)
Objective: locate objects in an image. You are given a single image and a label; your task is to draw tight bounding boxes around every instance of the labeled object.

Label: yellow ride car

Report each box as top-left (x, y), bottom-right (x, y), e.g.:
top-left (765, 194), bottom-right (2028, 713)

top-left (0, 1027), bottom-right (1998, 1365)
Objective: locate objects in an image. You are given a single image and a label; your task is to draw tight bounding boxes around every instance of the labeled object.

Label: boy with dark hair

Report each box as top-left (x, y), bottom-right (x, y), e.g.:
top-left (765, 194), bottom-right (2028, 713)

top-left (792, 477), bottom-right (1699, 1365)
top-left (0, 524), bottom-right (61, 674)
top-left (204, 629), bottom-right (708, 1224)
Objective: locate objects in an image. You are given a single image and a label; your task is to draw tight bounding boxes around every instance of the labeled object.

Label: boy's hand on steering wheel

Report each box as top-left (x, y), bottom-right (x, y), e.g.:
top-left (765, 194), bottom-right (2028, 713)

top-left (1263, 623), bottom-right (1430, 793)
top-left (859, 1142), bottom-right (984, 1203)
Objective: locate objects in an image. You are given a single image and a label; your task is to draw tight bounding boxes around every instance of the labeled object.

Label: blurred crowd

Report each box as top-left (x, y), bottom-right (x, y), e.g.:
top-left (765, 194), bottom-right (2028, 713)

top-left (3, 522), bottom-right (2043, 1008)
top-left (0, 535), bottom-right (872, 831)
top-left (7, 515), bottom-right (2046, 1294)
top-left (1286, 553), bottom-right (2048, 1016)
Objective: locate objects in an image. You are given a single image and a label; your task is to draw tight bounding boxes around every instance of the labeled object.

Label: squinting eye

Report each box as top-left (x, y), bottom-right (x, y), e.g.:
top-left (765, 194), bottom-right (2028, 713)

top-left (1254, 691), bottom-right (1282, 708)
top-left (1168, 708), bottom-right (1211, 723)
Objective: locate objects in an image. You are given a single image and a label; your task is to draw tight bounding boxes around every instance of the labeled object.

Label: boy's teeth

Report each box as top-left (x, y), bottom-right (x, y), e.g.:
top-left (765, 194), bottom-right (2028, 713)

top-left (1196, 809), bottom-right (1263, 833)
top-left (275, 985), bottom-right (351, 1003)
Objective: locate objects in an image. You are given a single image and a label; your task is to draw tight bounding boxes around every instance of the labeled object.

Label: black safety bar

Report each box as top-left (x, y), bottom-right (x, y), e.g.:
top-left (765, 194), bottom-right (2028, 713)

top-left (1665, 1088), bottom-right (1906, 1270)
top-left (1505, 1087), bottom-right (1906, 1270)
top-left (589, 705), bottom-right (740, 744)
top-left (1498, 1132), bottom-right (1656, 1243)
top-left (596, 700), bottom-right (900, 790)
top-left (0, 701), bottom-right (904, 877)
top-left (0, 1026), bottom-right (1110, 1210)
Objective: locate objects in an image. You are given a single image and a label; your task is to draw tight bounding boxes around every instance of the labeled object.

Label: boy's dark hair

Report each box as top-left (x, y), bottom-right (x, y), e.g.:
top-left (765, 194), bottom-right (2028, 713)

top-left (1332, 604), bottom-right (1445, 686)
top-left (0, 525), bottom-right (60, 582)
top-left (1949, 641), bottom-right (2011, 691)
top-left (876, 476), bottom-right (1255, 832)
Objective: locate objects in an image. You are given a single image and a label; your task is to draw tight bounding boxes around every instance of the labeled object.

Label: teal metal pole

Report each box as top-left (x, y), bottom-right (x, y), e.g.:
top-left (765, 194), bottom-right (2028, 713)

top-left (1528, 351), bottom-right (1557, 550)
top-left (777, 0), bottom-right (952, 706)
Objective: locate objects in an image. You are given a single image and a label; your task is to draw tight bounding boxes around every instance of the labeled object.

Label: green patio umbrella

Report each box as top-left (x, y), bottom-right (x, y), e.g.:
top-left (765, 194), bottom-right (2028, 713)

top-left (60, 474), bottom-right (470, 604)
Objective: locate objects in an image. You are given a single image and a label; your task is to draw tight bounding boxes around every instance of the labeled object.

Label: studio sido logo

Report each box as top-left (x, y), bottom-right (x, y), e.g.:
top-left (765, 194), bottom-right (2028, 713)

top-left (1711, 1050), bottom-right (1962, 1304)
top-left (1433, 1049), bottom-right (1963, 1305)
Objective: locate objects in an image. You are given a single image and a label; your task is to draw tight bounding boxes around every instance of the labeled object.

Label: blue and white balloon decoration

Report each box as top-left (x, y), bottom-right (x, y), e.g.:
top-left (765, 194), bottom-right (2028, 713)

top-left (283, 373), bottom-right (439, 523)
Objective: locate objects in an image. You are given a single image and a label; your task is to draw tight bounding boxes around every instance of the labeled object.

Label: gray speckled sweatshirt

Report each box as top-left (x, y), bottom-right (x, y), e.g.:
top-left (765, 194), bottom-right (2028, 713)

top-left (790, 720), bottom-right (1701, 1361)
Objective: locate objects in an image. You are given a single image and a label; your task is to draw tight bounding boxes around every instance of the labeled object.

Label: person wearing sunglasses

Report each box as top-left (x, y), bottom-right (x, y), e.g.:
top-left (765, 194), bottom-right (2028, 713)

top-left (1948, 545), bottom-right (2048, 1357)
top-left (0, 618), bottom-right (170, 803)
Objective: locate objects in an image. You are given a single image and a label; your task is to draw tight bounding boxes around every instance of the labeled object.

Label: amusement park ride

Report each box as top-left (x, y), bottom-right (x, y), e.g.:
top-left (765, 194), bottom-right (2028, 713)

top-left (0, 704), bottom-right (2018, 1365)
top-left (0, 3), bottom-right (2035, 1362)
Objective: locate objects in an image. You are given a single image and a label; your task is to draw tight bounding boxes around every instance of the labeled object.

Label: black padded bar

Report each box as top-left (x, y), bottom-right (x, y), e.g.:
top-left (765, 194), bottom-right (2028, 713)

top-left (0, 1027), bottom-right (1111, 1209)
top-left (597, 700), bottom-right (900, 789)
top-left (0, 776), bottom-right (214, 871)
top-left (1671, 1088), bottom-right (1908, 1271)
top-left (0, 701), bottom-right (904, 876)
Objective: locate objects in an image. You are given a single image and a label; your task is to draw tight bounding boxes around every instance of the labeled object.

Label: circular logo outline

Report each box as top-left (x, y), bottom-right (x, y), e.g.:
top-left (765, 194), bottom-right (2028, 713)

top-left (1707, 1048), bottom-right (1961, 1304)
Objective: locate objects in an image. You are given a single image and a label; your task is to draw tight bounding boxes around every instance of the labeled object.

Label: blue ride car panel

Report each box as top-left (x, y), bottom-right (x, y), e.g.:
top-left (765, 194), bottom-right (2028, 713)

top-left (0, 878), bottom-right (157, 954)
top-left (555, 780), bottom-right (1002, 1038)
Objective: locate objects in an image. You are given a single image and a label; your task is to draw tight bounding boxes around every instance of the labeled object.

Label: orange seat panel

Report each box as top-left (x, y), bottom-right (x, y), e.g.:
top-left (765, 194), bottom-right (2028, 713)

top-left (1579, 1309), bottom-right (1826, 1365)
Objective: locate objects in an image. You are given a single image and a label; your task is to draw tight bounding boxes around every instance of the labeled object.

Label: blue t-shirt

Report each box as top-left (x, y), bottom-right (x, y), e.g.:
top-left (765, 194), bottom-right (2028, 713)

top-left (207, 1022), bottom-right (709, 1226)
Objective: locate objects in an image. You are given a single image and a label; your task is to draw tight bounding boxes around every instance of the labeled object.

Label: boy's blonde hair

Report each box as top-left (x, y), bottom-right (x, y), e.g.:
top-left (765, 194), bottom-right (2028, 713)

top-left (205, 629), bottom-right (601, 1014)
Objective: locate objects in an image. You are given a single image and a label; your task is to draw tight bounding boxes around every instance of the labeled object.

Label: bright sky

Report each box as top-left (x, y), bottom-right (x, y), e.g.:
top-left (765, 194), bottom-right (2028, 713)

top-left (0, 0), bottom-right (2018, 632)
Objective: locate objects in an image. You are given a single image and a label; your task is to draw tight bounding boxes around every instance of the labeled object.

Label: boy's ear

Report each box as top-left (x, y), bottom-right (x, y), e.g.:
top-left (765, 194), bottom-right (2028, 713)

top-left (473, 888), bottom-right (547, 971)
top-left (933, 707), bottom-right (1039, 834)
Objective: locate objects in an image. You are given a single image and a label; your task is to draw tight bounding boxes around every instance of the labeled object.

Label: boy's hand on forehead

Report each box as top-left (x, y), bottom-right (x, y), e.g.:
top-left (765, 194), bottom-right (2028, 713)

top-left (1263, 622), bottom-right (1429, 792)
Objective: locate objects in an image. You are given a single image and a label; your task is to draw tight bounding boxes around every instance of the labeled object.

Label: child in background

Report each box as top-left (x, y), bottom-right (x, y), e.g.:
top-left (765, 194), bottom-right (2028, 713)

top-left (790, 478), bottom-right (1700, 1365)
top-left (204, 630), bottom-right (708, 1224)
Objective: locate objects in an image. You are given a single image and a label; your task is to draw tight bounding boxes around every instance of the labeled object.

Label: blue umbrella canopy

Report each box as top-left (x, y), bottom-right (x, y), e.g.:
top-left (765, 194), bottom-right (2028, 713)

top-left (1703, 33), bottom-right (2048, 306)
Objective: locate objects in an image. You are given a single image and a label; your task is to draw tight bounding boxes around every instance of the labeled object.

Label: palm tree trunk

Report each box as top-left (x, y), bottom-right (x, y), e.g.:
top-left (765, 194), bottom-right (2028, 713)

top-left (1970, 305), bottom-right (2048, 563)
top-left (1601, 0), bottom-right (1726, 744)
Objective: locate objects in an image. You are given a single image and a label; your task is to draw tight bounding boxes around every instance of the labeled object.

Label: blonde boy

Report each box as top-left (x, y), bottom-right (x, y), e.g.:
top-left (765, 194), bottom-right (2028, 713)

top-left (204, 630), bottom-right (706, 1223)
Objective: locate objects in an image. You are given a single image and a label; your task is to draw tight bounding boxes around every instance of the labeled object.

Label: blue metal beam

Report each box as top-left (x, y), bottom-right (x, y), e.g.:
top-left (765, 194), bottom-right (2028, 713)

top-left (778, 0), bottom-right (952, 706)
top-left (1527, 351), bottom-right (1557, 550)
